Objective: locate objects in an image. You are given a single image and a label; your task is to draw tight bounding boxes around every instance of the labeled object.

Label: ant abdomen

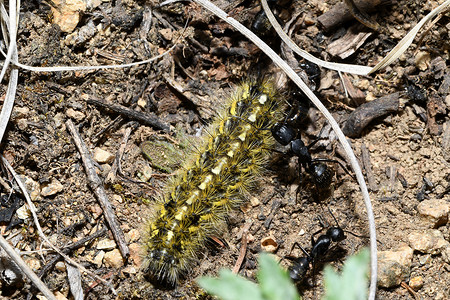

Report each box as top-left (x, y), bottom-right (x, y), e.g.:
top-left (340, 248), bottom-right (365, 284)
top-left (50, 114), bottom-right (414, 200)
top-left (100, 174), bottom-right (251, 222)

top-left (288, 256), bottom-right (311, 282)
top-left (310, 163), bottom-right (334, 189)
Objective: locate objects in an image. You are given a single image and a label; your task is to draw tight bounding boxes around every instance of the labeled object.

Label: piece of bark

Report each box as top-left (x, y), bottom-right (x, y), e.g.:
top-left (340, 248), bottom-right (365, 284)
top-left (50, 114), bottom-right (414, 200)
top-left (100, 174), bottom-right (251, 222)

top-left (343, 92), bottom-right (400, 137)
top-left (343, 0), bottom-right (382, 31)
top-left (327, 24), bottom-right (372, 59)
top-left (341, 72), bottom-right (366, 105)
top-left (427, 95), bottom-right (446, 136)
top-left (443, 120), bottom-right (450, 159)
top-left (361, 143), bottom-right (378, 191)
top-left (318, 0), bottom-right (394, 31)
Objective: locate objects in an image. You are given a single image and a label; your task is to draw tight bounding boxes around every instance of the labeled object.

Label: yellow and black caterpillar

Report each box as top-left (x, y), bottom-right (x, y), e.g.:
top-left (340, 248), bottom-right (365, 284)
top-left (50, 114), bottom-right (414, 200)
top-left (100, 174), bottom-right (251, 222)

top-left (143, 78), bottom-right (284, 286)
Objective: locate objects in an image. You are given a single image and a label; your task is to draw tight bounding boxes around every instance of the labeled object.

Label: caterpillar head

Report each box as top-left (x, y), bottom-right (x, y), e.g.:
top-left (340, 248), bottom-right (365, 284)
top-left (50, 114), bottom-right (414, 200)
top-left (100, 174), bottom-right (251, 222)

top-left (143, 249), bottom-right (182, 289)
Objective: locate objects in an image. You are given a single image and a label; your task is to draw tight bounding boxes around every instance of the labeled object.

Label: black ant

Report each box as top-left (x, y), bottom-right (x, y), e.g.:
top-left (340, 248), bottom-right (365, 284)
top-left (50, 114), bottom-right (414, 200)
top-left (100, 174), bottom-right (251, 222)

top-left (226, 95), bottom-right (350, 190)
top-left (284, 209), bottom-right (346, 283)
top-left (271, 105), bottom-right (351, 190)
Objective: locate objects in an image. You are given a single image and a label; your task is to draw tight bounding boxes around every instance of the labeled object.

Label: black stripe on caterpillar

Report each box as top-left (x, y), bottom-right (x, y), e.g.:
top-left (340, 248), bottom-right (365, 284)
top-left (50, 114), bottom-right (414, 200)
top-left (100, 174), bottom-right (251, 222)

top-left (142, 78), bottom-right (284, 287)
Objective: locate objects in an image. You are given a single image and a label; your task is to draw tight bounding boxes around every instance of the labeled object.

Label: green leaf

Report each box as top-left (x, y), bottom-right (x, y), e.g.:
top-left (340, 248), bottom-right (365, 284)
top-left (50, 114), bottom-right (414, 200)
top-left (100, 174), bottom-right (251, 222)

top-left (197, 269), bottom-right (264, 300)
top-left (322, 249), bottom-right (370, 300)
top-left (257, 253), bottom-right (300, 300)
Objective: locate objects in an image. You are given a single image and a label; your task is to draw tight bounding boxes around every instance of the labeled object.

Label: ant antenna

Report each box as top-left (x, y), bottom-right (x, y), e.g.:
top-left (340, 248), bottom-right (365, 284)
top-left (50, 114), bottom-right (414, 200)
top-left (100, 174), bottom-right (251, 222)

top-left (327, 206), bottom-right (341, 228)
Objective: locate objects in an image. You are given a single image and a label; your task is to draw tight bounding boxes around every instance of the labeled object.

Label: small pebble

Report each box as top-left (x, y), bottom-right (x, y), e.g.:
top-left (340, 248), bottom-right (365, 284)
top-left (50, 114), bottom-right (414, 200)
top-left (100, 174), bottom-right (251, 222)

top-left (129, 243), bottom-right (143, 267)
top-left (54, 291), bottom-right (68, 300)
top-left (13, 106), bottom-right (30, 119)
top-left (126, 229), bottom-right (140, 243)
top-left (51, 0), bottom-right (86, 33)
top-left (409, 276), bottom-right (424, 291)
top-left (121, 266), bottom-right (138, 275)
top-left (418, 254), bottom-right (432, 266)
top-left (101, 163), bottom-right (112, 177)
top-left (55, 261), bottom-right (66, 272)
top-left (112, 194), bottom-right (123, 204)
top-left (53, 113), bottom-right (64, 128)
top-left (89, 204), bottom-right (103, 220)
top-left (17, 119), bottom-right (28, 130)
top-left (140, 165), bottom-right (153, 182)
top-left (66, 108), bottom-right (86, 121)
top-left (377, 244), bottom-right (413, 288)
top-left (440, 243), bottom-right (450, 264)
top-left (16, 205), bottom-right (31, 220)
top-left (93, 148), bottom-right (115, 164)
top-left (250, 196), bottom-right (260, 207)
top-left (137, 98), bottom-right (147, 109)
top-left (41, 180), bottom-right (64, 197)
top-left (408, 229), bottom-right (448, 254)
top-left (417, 199), bottom-right (449, 228)
top-left (159, 28), bottom-right (173, 41)
top-left (415, 51), bottom-right (431, 71)
top-left (93, 250), bottom-right (105, 267)
top-left (103, 249), bottom-right (124, 268)
top-left (25, 258), bottom-right (41, 271)
top-left (97, 239), bottom-right (116, 251)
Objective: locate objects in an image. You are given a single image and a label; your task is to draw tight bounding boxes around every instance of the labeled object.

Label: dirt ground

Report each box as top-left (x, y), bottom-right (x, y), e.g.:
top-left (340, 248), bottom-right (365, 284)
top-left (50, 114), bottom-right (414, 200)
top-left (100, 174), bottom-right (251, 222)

top-left (0, 0), bottom-right (449, 299)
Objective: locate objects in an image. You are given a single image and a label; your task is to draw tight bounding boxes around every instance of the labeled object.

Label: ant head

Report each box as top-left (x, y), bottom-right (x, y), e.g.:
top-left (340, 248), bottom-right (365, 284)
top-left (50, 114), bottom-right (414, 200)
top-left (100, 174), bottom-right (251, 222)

top-left (299, 61), bottom-right (321, 80)
top-left (310, 163), bottom-right (333, 188)
top-left (327, 227), bottom-right (345, 242)
top-left (271, 123), bottom-right (295, 146)
top-left (290, 139), bottom-right (310, 161)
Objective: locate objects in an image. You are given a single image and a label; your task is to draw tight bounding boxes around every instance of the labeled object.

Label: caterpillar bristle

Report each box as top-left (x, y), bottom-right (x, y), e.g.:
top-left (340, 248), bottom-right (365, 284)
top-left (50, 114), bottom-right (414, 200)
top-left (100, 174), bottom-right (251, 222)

top-left (142, 77), bottom-right (284, 287)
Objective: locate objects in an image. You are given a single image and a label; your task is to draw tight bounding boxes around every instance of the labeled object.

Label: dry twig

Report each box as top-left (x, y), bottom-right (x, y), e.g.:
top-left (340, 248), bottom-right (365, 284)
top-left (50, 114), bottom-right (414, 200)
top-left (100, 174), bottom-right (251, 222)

top-left (86, 97), bottom-right (169, 132)
top-left (66, 120), bottom-right (130, 261)
top-left (232, 222), bottom-right (253, 274)
top-left (106, 126), bottom-right (134, 184)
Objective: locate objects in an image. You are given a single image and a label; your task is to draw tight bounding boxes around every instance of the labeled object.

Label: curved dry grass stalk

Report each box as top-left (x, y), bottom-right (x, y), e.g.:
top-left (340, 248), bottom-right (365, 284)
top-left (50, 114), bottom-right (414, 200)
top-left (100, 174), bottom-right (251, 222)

top-left (261, 0), bottom-right (371, 75)
top-left (0, 1), bottom-right (19, 145)
top-left (261, 0), bottom-right (450, 75)
top-left (190, 0), bottom-right (377, 298)
top-left (8, 45), bottom-right (177, 72)
top-left (368, 0), bottom-right (450, 73)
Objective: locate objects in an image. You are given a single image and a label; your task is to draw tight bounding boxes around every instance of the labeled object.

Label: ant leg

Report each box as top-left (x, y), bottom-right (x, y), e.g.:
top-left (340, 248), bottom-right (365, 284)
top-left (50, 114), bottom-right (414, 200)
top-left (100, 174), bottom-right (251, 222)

top-left (268, 148), bottom-right (285, 154)
top-left (344, 230), bottom-right (371, 240)
top-left (289, 242), bottom-right (310, 257)
top-left (306, 122), bottom-right (328, 149)
top-left (298, 167), bottom-right (303, 185)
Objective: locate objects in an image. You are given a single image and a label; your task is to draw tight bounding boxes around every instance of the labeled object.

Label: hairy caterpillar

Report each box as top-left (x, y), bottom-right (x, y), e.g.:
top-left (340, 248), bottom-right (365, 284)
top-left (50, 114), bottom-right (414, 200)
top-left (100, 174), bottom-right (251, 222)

top-left (142, 78), bottom-right (284, 286)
